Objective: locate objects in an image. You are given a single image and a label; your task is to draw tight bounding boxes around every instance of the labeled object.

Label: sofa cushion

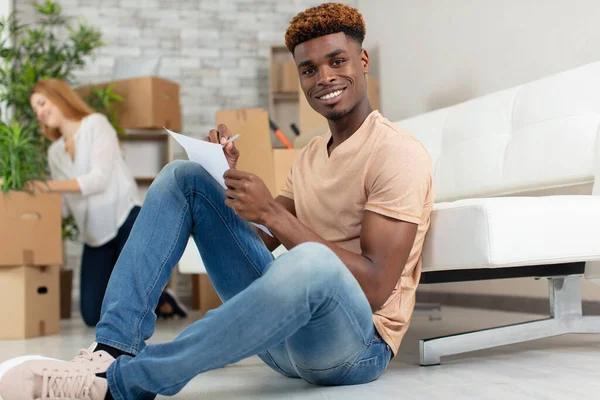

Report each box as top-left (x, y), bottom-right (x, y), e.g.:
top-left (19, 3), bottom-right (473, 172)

top-left (396, 62), bottom-right (600, 202)
top-left (422, 196), bottom-right (600, 273)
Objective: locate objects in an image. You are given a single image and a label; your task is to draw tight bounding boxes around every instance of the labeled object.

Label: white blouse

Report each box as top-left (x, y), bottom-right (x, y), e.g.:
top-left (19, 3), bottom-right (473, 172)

top-left (48, 113), bottom-right (141, 247)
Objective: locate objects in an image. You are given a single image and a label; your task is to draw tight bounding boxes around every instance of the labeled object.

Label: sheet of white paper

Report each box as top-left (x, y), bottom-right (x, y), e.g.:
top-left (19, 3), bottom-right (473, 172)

top-left (166, 128), bottom-right (273, 237)
top-left (167, 129), bottom-right (229, 188)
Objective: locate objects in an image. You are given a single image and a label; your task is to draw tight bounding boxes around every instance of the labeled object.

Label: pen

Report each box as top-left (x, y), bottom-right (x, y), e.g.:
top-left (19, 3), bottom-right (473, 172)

top-left (222, 134), bottom-right (240, 147)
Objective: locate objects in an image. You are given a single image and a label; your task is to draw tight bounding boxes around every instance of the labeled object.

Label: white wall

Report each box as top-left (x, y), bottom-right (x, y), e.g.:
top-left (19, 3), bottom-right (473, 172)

top-left (358, 0), bottom-right (600, 302)
top-left (360, 0), bottom-right (600, 121)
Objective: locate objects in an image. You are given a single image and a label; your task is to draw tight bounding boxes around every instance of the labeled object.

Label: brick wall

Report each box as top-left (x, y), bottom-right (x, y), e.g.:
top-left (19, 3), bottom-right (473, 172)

top-left (16, 0), bottom-right (356, 139)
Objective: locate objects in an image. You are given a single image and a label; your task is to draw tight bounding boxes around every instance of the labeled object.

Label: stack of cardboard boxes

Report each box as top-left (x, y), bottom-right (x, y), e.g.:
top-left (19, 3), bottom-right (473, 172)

top-left (0, 192), bottom-right (63, 339)
top-left (0, 77), bottom-right (182, 340)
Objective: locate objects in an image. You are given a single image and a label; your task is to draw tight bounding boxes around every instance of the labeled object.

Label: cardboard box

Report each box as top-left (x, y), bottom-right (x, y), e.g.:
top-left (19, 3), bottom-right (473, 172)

top-left (75, 76), bottom-right (182, 131)
top-left (191, 273), bottom-right (222, 314)
top-left (0, 192), bottom-right (63, 266)
top-left (272, 61), bottom-right (299, 93)
top-left (60, 269), bottom-right (73, 320)
top-left (216, 108), bottom-right (277, 194)
top-left (216, 109), bottom-right (302, 196)
top-left (0, 265), bottom-right (60, 339)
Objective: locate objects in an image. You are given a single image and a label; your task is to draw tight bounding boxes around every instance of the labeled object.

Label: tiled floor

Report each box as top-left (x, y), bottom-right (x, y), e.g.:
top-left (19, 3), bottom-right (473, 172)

top-left (1, 307), bottom-right (599, 399)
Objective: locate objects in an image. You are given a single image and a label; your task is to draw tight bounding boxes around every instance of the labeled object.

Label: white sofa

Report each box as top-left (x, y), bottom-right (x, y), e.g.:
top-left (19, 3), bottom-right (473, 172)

top-left (396, 61), bottom-right (600, 365)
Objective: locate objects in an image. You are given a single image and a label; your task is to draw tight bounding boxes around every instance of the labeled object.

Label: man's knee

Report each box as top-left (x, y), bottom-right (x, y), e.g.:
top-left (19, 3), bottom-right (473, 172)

top-left (290, 242), bottom-right (339, 264)
top-left (154, 160), bottom-right (210, 191)
top-left (161, 160), bottom-right (205, 180)
top-left (274, 242), bottom-right (346, 285)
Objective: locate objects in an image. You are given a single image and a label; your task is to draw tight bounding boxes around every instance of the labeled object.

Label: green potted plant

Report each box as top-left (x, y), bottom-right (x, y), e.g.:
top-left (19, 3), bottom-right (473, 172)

top-left (86, 84), bottom-right (125, 136)
top-left (0, 0), bottom-right (104, 266)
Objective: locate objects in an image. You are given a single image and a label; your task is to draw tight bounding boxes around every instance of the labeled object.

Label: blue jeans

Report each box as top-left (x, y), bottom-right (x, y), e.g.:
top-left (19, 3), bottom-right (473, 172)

top-left (97, 161), bottom-right (392, 399)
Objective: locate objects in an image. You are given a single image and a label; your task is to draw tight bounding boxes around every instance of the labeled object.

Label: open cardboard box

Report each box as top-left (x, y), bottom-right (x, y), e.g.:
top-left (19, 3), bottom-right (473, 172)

top-left (0, 192), bottom-right (63, 266)
top-left (75, 76), bottom-right (182, 132)
top-left (215, 108), bottom-right (301, 195)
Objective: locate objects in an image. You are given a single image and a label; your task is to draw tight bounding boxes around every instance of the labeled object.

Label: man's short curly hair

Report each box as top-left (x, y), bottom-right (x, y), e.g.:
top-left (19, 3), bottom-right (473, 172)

top-left (285, 3), bottom-right (366, 54)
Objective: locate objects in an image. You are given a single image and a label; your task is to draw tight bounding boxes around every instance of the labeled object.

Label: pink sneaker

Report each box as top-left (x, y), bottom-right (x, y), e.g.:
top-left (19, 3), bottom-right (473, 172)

top-left (0, 356), bottom-right (108, 399)
top-left (71, 343), bottom-right (116, 375)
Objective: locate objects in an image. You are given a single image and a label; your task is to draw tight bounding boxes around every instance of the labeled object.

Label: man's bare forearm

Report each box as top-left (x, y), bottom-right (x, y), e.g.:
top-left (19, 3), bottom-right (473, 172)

top-left (255, 227), bottom-right (282, 252)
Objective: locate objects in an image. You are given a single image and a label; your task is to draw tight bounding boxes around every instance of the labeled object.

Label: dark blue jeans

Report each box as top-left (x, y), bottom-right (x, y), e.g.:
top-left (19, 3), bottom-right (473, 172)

top-left (80, 206), bottom-right (141, 327)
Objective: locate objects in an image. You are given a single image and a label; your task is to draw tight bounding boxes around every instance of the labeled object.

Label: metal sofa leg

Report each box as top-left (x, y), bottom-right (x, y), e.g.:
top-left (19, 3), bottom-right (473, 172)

top-left (419, 275), bottom-right (600, 366)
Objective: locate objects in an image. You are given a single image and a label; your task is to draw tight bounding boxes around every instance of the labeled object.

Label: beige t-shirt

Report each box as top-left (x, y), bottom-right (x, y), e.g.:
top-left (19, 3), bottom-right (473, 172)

top-left (280, 111), bottom-right (434, 356)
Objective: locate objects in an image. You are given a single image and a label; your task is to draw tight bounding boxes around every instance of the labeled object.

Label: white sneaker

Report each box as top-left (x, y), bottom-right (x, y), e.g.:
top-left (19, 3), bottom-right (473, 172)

top-left (0, 356), bottom-right (108, 399)
top-left (71, 343), bottom-right (116, 375)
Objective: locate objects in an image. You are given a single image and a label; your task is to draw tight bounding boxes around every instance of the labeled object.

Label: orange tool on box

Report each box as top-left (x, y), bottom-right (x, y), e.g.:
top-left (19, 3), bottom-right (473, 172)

top-left (269, 119), bottom-right (294, 149)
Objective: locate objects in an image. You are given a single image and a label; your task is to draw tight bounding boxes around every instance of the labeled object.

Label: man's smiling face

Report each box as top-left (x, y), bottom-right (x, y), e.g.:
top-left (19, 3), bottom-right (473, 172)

top-left (293, 32), bottom-right (370, 121)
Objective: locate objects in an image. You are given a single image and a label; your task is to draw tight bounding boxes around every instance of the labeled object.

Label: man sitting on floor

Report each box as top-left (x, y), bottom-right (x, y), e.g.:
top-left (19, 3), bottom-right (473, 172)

top-left (0, 3), bottom-right (434, 399)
